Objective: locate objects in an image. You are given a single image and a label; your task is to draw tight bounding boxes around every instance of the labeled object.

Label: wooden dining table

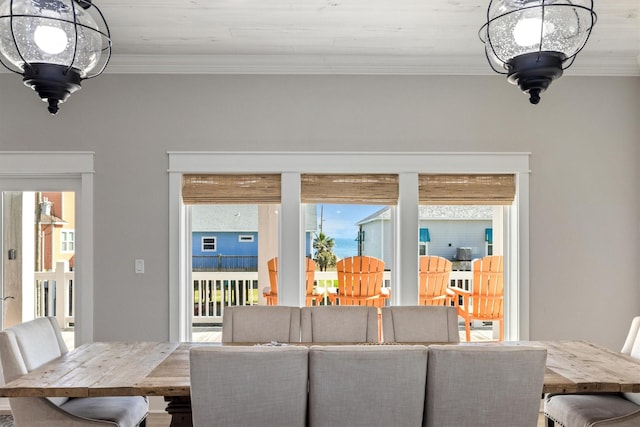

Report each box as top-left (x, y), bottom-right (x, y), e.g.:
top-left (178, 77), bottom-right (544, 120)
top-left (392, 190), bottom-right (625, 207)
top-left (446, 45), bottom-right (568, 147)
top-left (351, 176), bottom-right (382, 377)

top-left (1, 340), bottom-right (640, 427)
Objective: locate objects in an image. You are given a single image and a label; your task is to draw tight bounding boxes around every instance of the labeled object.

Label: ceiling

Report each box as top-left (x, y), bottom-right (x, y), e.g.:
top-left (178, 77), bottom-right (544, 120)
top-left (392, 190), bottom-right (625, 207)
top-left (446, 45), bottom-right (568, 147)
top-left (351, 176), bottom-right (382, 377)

top-left (94, 1), bottom-right (640, 75)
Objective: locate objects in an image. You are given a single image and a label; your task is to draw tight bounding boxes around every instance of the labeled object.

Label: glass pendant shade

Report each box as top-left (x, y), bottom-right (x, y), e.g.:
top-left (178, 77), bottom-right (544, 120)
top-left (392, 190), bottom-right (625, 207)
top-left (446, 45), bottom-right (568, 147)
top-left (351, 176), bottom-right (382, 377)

top-left (0, 0), bottom-right (111, 114)
top-left (480, 0), bottom-right (596, 104)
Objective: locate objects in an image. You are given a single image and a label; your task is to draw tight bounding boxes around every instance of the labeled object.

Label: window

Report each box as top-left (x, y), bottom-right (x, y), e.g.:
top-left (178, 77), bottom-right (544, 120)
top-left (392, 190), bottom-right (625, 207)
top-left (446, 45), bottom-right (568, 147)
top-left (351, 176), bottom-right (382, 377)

top-left (485, 228), bottom-right (493, 256)
top-left (182, 175), bottom-right (281, 334)
top-left (61, 230), bottom-right (75, 252)
top-left (201, 237), bottom-right (216, 252)
top-left (169, 152), bottom-right (530, 343)
top-left (419, 228), bottom-right (430, 256)
top-left (301, 174), bottom-right (398, 268)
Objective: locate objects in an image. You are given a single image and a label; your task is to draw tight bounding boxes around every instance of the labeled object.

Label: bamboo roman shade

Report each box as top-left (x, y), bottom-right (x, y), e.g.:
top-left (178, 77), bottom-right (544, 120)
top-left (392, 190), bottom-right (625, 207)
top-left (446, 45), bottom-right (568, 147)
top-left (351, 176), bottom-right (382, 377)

top-left (419, 174), bottom-right (516, 205)
top-left (301, 174), bottom-right (399, 205)
top-left (182, 174), bottom-right (281, 204)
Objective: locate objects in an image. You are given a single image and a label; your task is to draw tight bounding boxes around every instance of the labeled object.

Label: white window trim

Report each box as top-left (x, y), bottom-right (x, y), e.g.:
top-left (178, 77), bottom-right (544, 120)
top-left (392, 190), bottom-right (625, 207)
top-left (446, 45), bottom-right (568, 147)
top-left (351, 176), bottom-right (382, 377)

top-left (168, 151), bottom-right (531, 342)
top-left (0, 151), bottom-right (94, 345)
top-left (61, 230), bottom-right (75, 253)
top-left (238, 235), bottom-right (254, 242)
top-left (201, 236), bottom-right (216, 252)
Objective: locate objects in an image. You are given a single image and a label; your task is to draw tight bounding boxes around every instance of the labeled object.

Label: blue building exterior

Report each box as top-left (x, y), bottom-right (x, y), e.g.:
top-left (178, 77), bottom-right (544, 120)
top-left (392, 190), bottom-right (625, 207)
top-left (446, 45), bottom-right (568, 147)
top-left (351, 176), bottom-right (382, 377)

top-left (191, 204), bottom-right (316, 271)
top-left (192, 231), bottom-right (259, 271)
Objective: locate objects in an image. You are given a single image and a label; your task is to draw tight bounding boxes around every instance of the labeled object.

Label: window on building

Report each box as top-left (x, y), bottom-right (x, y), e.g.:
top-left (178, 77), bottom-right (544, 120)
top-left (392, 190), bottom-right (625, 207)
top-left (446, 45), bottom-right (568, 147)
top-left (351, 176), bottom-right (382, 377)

top-left (201, 237), bottom-right (216, 252)
top-left (485, 228), bottom-right (493, 256)
top-left (61, 230), bottom-right (75, 252)
top-left (238, 235), bottom-right (254, 242)
top-left (419, 228), bottom-right (430, 256)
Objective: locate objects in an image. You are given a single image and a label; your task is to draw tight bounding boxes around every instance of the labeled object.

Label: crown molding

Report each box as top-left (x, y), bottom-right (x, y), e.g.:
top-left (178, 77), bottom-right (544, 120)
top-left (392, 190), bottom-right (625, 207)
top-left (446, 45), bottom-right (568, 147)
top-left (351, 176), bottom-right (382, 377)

top-left (104, 53), bottom-right (640, 76)
top-left (0, 54), bottom-right (637, 76)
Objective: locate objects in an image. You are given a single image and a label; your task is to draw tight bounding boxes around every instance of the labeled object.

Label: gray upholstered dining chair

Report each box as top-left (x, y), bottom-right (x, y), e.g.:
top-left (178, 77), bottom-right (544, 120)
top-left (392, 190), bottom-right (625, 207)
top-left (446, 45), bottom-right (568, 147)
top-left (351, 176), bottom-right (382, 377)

top-left (380, 305), bottom-right (459, 343)
top-left (221, 305), bottom-right (301, 343)
top-left (190, 346), bottom-right (309, 427)
top-left (308, 345), bottom-right (428, 427)
top-left (0, 317), bottom-right (148, 427)
top-left (544, 316), bottom-right (640, 427)
top-left (300, 306), bottom-right (378, 343)
top-left (424, 345), bottom-right (547, 427)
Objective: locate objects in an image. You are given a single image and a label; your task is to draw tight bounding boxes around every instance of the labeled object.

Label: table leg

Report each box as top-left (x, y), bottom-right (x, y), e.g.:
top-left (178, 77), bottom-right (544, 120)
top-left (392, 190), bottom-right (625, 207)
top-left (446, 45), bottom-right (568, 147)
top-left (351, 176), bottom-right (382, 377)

top-left (164, 396), bottom-right (193, 427)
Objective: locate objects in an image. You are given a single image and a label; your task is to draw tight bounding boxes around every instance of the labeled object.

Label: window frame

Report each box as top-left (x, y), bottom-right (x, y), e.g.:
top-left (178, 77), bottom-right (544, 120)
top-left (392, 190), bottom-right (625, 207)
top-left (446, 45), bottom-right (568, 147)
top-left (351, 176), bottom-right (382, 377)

top-left (169, 152), bottom-right (530, 342)
top-left (61, 230), bottom-right (75, 253)
top-left (201, 236), bottom-right (217, 252)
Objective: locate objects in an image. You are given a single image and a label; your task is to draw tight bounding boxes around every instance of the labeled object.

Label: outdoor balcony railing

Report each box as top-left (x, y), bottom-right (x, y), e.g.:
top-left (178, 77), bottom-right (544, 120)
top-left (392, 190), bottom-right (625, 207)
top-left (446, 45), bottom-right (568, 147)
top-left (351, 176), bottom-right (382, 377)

top-left (192, 270), bottom-right (473, 324)
top-left (32, 262), bottom-right (473, 328)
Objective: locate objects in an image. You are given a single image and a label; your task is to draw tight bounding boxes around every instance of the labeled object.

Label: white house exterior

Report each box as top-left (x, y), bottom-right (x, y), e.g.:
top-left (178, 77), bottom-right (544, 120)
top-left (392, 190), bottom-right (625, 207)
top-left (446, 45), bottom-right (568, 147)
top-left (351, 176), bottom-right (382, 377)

top-left (357, 205), bottom-right (493, 270)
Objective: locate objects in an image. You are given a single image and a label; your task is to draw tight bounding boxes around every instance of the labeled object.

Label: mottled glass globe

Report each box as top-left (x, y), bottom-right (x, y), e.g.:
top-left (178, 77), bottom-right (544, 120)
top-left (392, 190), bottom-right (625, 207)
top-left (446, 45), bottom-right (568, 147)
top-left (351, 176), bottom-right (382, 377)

top-left (481, 0), bottom-right (595, 69)
top-left (0, 0), bottom-right (102, 76)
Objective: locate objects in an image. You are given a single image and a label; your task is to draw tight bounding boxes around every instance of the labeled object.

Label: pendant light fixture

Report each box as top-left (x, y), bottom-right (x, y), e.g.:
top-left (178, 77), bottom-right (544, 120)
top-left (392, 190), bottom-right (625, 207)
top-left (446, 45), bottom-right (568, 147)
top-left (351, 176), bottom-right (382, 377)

top-left (0, 0), bottom-right (111, 114)
top-left (479, 0), bottom-right (596, 104)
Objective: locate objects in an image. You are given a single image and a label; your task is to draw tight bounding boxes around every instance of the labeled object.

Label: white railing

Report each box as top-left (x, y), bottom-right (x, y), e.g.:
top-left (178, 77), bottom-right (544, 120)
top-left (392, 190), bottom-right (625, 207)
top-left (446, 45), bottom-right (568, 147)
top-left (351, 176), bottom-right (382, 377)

top-left (192, 272), bottom-right (259, 324)
top-left (34, 261), bottom-right (74, 328)
top-left (30, 264), bottom-right (472, 327)
top-left (192, 270), bottom-right (472, 323)
top-left (449, 270), bottom-right (472, 292)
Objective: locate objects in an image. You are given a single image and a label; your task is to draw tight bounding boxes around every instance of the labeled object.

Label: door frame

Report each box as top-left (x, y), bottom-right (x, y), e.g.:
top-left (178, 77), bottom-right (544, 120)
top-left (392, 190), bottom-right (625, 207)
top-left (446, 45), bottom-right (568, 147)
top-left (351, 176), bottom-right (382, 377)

top-left (0, 152), bottom-right (94, 345)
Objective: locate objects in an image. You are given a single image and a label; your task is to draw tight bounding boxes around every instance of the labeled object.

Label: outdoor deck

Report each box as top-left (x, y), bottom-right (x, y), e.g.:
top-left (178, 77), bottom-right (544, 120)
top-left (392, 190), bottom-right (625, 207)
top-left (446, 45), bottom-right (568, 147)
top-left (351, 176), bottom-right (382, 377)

top-left (61, 323), bottom-right (496, 350)
top-left (190, 323), bottom-right (497, 343)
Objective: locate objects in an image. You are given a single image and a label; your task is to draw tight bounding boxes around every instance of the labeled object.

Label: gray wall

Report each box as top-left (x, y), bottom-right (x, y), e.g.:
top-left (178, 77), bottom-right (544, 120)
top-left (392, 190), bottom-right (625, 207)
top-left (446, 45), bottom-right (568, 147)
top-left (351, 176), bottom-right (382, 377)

top-left (0, 74), bottom-right (638, 349)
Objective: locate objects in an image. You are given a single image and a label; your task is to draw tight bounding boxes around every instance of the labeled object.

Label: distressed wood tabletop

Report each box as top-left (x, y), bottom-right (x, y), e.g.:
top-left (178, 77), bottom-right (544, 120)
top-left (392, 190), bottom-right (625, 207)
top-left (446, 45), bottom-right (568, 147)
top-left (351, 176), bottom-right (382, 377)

top-left (1, 340), bottom-right (640, 397)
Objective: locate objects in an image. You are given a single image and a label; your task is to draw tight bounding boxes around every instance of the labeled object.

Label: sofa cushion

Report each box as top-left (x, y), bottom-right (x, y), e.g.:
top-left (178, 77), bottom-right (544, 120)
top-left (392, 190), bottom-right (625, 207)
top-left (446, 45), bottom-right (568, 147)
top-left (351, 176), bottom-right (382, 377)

top-left (545, 394), bottom-right (640, 427)
top-left (190, 346), bottom-right (308, 427)
top-left (308, 345), bottom-right (428, 427)
top-left (301, 306), bottom-right (378, 343)
top-left (62, 396), bottom-right (149, 426)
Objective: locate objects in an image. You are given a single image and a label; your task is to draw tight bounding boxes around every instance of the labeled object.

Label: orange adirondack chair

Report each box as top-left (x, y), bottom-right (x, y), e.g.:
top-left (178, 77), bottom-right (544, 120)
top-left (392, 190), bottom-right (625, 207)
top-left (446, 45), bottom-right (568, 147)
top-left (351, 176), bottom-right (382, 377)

top-left (452, 255), bottom-right (504, 341)
top-left (304, 258), bottom-right (319, 306)
top-left (263, 257), bottom-right (279, 305)
top-left (263, 257), bottom-right (317, 306)
top-left (330, 256), bottom-right (389, 307)
top-left (419, 256), bottom-right (453, 306)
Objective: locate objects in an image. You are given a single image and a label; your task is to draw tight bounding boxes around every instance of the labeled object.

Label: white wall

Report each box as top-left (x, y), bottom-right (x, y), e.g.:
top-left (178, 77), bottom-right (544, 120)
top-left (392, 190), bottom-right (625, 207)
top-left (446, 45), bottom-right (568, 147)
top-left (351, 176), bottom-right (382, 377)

top-left (0, 74), bottom-right (637, 349)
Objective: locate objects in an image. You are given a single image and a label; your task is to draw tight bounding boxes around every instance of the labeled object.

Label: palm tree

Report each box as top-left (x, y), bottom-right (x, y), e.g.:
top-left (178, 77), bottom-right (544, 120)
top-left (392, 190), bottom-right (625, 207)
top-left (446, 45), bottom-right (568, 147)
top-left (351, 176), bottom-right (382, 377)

top-left (313, 232), bottom-right (337, 271)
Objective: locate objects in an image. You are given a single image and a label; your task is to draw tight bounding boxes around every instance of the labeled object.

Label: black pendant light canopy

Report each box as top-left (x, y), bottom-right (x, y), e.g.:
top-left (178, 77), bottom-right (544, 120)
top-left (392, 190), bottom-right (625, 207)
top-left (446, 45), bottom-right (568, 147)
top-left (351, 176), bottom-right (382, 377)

top-left (480, 0), bottom-right (596, 104)
top-left (0, 0), bottom-right (111, 114)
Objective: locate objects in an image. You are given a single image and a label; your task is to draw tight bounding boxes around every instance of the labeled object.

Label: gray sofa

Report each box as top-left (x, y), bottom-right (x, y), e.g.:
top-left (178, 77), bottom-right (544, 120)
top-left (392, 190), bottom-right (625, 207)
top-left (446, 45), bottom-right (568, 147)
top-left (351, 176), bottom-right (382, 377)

top-left (190, 344), bottom-right (547, 427)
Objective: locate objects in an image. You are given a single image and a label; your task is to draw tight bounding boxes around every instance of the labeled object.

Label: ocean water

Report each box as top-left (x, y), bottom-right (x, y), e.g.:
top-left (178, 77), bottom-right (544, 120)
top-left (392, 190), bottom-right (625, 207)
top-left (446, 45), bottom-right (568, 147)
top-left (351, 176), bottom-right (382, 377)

top-left (332, 237), bottom-right (359, 259)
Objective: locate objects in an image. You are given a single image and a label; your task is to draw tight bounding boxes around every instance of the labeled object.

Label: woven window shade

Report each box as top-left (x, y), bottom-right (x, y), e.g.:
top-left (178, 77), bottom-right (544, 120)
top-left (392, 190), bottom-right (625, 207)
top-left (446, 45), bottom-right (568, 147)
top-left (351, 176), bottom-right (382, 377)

top-left (301, 174), bottom-right (399, 205)
top-left (419, 174), bottom-right (515, 205)
top-left (182, 174), bottom-right (281, 204)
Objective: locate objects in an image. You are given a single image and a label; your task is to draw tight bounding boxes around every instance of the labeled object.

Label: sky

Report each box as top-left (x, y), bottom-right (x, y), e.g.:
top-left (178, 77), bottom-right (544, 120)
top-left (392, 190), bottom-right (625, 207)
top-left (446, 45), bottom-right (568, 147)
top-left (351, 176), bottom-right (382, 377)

top-left (315, 204), bottom-right (383, 259)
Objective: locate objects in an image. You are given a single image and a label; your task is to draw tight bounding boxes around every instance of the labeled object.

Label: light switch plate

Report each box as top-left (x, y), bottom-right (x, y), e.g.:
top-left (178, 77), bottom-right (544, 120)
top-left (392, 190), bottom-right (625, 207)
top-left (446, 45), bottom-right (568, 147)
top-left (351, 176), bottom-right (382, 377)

top-left (135, 259), bottom-right (145, 274)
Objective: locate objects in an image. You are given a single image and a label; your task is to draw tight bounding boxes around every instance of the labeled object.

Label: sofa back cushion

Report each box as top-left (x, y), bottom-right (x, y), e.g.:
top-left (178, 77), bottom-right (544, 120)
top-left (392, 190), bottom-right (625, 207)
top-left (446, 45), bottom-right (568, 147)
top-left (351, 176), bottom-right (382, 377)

top-left (301, 306), bottom-right (378, 343)
top-left (190, 346), bottom-right (308, 427)
top-left (308, 345), bottom-right (428, 427)
top-left (381, 306), bottom-right (459, 343)
top-left (221, 306), bottom-right (301, 343)
top-left (425, 345), bottom-right (546, 427)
